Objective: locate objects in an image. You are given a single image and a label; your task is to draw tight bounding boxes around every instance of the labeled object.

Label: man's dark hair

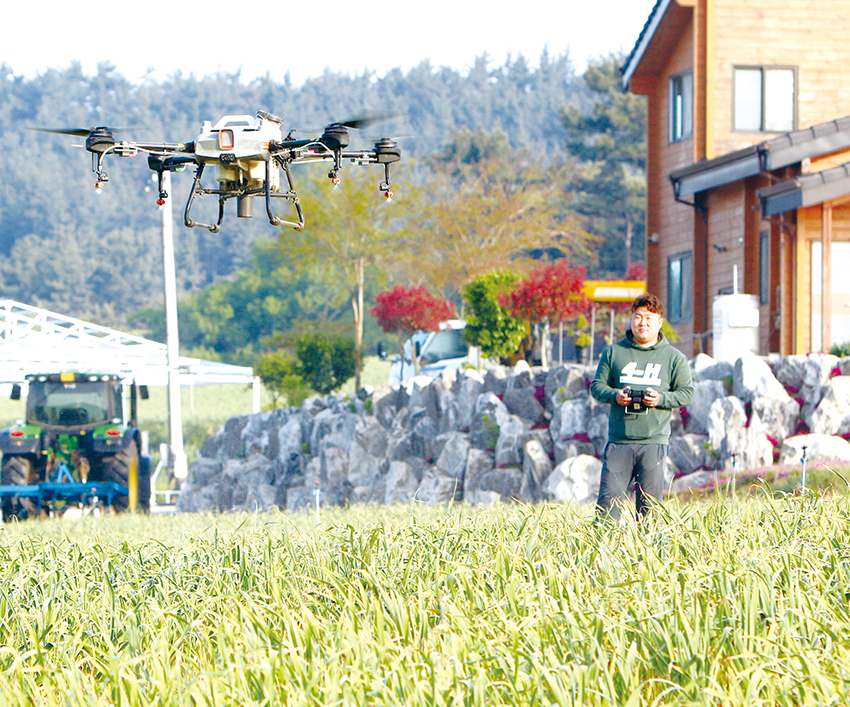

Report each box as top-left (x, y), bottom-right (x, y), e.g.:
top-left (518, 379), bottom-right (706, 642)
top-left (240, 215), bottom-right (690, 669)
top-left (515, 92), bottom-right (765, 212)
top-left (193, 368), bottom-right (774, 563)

top-left (631, 293), bottom-right (664, 316)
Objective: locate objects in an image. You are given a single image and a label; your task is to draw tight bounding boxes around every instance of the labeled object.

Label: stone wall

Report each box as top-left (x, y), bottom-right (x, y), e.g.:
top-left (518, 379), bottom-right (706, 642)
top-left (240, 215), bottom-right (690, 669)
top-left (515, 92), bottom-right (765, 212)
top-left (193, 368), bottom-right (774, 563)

top-left (175, 352), bottom-right (850, 512)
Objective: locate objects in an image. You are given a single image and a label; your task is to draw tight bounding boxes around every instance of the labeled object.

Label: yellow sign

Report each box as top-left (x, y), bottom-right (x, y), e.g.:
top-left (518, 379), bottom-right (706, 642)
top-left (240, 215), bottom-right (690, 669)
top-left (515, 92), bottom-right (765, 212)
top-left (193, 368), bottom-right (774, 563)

top-left (582, 280), bottom-right (646, 302)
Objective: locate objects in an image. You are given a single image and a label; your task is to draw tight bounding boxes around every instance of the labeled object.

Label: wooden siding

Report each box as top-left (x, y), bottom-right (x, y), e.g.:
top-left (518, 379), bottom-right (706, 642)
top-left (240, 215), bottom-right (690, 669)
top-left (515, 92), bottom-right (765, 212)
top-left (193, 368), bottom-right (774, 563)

top-left (711, 0), bottom-right (850, 155)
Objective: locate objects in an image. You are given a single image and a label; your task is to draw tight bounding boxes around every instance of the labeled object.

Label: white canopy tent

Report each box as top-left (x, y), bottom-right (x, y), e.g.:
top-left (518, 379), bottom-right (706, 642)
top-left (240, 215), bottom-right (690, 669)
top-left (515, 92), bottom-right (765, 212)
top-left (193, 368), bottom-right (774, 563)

top-left (0, 299), bottom-right (260, 412)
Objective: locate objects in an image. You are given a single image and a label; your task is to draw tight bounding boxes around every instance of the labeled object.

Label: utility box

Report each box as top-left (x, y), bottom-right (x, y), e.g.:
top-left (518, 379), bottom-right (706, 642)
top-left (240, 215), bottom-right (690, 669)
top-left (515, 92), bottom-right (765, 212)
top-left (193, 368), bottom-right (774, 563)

top-left (712, 294), bottom-right (760, 362)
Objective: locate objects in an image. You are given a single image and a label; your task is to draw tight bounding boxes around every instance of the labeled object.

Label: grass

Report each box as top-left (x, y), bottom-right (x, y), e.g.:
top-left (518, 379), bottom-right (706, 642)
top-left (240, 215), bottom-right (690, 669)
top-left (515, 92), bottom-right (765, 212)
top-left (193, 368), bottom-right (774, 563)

top-left (0, 495), bottom-right (849, 704)
top-left (337, 355), bottom-right (394, 394)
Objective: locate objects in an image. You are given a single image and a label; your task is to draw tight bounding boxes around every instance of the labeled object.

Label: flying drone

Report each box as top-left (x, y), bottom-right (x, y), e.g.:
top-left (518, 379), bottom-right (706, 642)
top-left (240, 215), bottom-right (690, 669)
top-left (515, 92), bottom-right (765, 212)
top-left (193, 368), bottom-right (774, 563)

top-left (34, 110), bottom-right (401, 232)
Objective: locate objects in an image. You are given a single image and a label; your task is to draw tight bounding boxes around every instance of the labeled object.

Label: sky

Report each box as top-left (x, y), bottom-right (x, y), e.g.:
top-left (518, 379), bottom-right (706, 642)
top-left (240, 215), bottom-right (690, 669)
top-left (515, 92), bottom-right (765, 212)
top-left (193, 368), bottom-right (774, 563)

top-left (6, 1), bottom-right (657, 85)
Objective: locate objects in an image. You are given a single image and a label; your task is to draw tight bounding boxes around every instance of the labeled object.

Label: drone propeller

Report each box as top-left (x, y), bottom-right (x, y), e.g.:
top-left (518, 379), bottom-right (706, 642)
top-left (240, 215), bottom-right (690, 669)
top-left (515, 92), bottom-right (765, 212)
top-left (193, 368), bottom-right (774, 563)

top-left (28, 127), bottom-right (93, 137)
top-left (326, 111), bottom-right (399, 131)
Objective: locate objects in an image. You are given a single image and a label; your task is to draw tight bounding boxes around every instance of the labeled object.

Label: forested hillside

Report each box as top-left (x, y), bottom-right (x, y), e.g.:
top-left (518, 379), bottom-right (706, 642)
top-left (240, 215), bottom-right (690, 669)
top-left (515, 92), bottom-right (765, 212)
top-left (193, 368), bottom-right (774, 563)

top-left (0, 52), bottom-right (646, 369)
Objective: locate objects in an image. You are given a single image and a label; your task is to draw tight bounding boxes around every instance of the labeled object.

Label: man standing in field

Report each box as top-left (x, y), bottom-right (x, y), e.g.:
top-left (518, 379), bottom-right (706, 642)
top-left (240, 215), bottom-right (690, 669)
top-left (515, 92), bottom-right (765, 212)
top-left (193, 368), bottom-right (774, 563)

top-left (590, 293), bottom-right (694, 520)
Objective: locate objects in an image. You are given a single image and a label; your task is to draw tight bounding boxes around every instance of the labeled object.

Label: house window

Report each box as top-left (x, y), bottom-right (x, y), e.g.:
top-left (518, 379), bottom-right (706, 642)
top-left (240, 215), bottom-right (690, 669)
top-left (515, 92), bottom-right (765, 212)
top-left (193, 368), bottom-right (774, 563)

top-left (668, 252), bottom-right (693, 322)
top-left (669, 71), bottom-right (693, 142)
top-left (734, 66), bottom-right (796, 132)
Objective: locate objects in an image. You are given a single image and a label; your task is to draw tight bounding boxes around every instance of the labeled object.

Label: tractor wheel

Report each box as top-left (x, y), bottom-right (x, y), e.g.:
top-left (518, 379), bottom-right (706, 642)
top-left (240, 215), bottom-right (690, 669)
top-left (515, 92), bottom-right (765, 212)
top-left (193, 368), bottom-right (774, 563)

top-left (0, 456), bottom-right (40, 521)
top-left (99, 442), bottom-right (148, 513)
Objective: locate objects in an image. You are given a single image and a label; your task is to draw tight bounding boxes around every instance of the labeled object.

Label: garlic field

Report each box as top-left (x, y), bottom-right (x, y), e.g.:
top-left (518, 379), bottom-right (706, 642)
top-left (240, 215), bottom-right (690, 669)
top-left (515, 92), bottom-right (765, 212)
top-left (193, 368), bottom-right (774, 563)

top-left (0, 496), bottom-right (848, 705)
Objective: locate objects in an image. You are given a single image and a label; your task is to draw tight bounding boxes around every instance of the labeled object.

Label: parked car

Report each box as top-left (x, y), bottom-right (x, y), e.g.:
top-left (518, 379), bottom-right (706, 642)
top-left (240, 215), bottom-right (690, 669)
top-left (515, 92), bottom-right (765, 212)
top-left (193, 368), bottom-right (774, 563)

top-left (388, 320), bottom-right (480, 386)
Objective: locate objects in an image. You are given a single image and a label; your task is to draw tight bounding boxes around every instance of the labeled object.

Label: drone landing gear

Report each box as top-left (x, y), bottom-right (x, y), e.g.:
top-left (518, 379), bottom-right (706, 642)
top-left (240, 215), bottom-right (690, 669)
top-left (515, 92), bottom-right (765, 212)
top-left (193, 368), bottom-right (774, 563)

top-left (183, 163), bottom-right (225, 233)
top-left (181, 161), bottom-right (306, 232)
top-left (266, 161), bottom-right (305, 230)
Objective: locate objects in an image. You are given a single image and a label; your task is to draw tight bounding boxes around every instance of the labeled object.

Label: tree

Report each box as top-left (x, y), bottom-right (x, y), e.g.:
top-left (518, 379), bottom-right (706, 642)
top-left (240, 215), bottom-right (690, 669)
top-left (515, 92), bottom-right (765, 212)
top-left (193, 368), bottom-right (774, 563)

top-left (462, 270), bottom-right (527, 361)
top-left (562, 53), bottom-right (647, 275)
top-left (506, 260), bottom-right (589, 367)
top-left (370, 285), bottom-right (456, 375)
top-left (255, 351), bottom-right (313, 408)
top-left (404, 150), bottom-right (591, 299)
top-left (276, 170), bottom-right (402, 390)
top-left (292, 331), bottom-right (356, 395)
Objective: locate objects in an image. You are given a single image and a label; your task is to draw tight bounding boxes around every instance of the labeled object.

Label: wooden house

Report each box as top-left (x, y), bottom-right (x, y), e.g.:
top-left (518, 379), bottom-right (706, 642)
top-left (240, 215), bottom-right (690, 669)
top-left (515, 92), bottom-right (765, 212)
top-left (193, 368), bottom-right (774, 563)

top-left (622, 0), bottom-right (850, 356)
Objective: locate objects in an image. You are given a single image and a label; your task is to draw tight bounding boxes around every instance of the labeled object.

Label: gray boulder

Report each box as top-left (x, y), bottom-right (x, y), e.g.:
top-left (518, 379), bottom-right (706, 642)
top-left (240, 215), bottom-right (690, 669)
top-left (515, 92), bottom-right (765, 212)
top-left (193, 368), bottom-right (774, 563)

top-left (691, 354), bottom-right (734, 382)
top-left (671, 470), bottom-right (716, 493)
top-left (408, 377), bottom-right (440, 421)
top-left (686, 379), bottom-right (727, 434)
top-left (416, 466), bottom-right (462, 504)
top-left (707, 396), bottom-right (747, 470)
top-left (456, 373), bottom-right (485, 431)
top-left (469, 393), bottom-right (510, 451)
top-left (347, 441), bottom-right (383, 503)
top-left (435, 432), bottom-right (471, 481)
top-left (751, 395), bottom-right (799, 442)
top-left (466, 467), bottom-right (522, 505)
top-left (543, 455), bottom-right (602, 504)
top-left (809, 377), bottom-right (850, 436)
top-left (354, 416), bottom-right (388, 457)
top-left (668, 433), bottom-right (708, 475)
top-left (733, 355), bottom-right (790, 404)
top-left (778, 434), bottom-right (850, 466)
top-left (502, 387), bottom-right (545, 424)
top-left (519, 439), bottom-right (553, 502)
top-left (385, 460), bottom-right (421, 505)
top-left (483, 366), bottom-right (512, 396)
top-left (551, 398), bottom-right (591, 444)
top-left (494, 414), bottom-right (531, 468)
top-left (461, 448), bottom-right (496, 499)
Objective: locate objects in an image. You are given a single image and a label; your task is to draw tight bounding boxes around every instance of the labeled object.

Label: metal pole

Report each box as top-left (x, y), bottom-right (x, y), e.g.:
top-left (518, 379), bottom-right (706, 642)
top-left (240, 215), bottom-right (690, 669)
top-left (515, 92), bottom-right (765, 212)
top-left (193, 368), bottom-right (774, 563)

top-left (558, 322), bottom-right (563, 366)
top-left (589, 305), bottom-right (596, 362)
top-left (730, 452), bottom-right (737, 499)
top-left (161, 171), bottom-right (188, 481)
top-left (801, 445), bottom-right (808, 494)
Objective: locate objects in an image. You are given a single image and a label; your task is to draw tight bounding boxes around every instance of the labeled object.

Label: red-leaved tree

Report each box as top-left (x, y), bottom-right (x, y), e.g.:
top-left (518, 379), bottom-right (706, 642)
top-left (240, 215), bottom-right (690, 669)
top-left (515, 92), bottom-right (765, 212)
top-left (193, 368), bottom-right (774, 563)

top-left (505, 260), bottom-right (589, 367)
top-left (370, 285), bottom-right (456, 375)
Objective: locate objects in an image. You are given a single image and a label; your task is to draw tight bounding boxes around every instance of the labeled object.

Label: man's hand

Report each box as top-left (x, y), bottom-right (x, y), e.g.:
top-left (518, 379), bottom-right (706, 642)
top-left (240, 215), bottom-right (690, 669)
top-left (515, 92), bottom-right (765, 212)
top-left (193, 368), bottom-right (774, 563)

top-left (642, 387), bottom-right (660, 407)
top-left (616, 387), bottom-right (660, 407)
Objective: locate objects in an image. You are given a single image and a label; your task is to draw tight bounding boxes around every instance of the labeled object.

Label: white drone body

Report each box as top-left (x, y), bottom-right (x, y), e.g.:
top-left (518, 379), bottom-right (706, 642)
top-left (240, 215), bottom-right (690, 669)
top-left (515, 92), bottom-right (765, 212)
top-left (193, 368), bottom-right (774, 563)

top-left (35, 110), bottom-right (401, 232)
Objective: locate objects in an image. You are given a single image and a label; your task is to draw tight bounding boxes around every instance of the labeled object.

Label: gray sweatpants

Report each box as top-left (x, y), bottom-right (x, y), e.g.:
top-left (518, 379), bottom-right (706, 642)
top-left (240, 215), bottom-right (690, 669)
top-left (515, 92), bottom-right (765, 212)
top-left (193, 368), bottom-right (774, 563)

top-left (596, 442), bottom-right (667, 520)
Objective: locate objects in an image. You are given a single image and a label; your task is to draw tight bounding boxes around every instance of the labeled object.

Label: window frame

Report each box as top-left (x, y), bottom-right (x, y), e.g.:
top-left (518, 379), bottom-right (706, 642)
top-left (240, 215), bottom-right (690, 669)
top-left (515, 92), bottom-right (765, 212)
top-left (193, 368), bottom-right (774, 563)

top-left (759, 229), bottom-right (770, 306)
top-left (667, 251), bottom-right (693, 324)
top-left (669, 70), bottom-right (694, 143)
top-left (732, 65), bottom-right (797, 133)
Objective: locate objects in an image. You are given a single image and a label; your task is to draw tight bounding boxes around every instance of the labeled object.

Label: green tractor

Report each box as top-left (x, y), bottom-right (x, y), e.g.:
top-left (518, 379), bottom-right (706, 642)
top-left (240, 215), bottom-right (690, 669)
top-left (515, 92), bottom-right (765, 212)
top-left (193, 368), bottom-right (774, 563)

top-left (0, 372), bottom-right (152, 520)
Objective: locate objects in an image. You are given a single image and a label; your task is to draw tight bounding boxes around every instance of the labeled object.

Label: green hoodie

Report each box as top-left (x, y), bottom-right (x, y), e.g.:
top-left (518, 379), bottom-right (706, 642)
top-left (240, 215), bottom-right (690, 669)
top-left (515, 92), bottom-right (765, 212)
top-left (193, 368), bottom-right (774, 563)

top-left (590, 330), bottom-right (694, 445)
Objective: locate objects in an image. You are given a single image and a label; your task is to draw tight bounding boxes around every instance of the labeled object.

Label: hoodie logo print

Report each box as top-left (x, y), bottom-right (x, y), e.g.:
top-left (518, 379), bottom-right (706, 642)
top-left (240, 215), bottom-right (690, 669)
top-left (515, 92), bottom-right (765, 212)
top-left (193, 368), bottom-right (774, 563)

top-left (619, 361), bottom-right (663, 386)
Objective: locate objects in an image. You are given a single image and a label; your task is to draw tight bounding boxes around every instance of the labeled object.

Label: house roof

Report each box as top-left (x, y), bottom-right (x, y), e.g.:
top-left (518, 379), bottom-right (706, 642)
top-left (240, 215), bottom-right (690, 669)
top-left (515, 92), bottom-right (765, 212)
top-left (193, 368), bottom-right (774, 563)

top-left (621, 0), bottom-right (669, 90)
top-left (670, 116), bottom-right (850, 198)
top-left (758, 162), bottom-right (850, 217)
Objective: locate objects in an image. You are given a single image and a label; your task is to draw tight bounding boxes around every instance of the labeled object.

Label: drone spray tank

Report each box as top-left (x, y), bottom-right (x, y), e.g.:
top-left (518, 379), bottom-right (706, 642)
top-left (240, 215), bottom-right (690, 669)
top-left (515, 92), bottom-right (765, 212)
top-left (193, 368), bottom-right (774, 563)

top-left (192, 115), bottom-right (282, 220)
